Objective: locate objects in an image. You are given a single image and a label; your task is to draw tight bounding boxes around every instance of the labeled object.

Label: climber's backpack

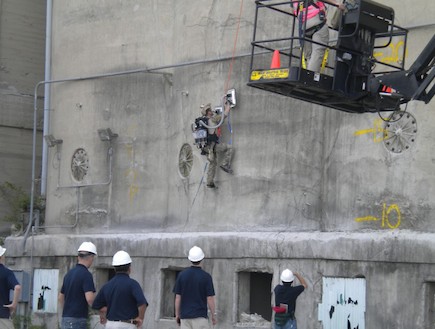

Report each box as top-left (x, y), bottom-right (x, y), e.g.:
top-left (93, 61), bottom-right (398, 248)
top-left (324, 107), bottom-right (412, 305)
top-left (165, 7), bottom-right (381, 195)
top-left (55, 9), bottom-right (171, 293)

top-left (191, 116), bottom-right (209, 152)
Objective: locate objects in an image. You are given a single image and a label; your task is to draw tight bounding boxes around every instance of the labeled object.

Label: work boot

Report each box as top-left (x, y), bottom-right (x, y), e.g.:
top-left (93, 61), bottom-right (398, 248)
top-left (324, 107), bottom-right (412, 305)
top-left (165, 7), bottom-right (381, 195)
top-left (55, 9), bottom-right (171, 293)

top-left (206, 182), bottom-right (216, 188)
top-left (220, 164), bottom-right (233, 174)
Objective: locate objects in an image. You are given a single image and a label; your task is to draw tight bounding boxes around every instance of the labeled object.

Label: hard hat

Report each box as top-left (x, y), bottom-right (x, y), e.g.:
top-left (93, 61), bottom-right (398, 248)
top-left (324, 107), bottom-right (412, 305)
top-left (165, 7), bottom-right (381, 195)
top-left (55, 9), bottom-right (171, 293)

top-left (188, 246), bottom-right (205, 262)
top-left (280, 269), bottom-right (295, 282)
top-left (200, 103), bottom-right (212, 116)
top-left (112, 250), bottom-right (132, 266)
top-left (77, 242), bottom-right (97, 255)
top-left (0, 246), bottom-right (6, 257)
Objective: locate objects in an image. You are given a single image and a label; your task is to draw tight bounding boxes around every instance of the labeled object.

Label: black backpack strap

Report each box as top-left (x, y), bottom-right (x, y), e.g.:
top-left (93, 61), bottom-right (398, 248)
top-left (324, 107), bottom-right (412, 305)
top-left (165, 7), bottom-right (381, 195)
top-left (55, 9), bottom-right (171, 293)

top-left (310, 1), bottom-right (320, 9)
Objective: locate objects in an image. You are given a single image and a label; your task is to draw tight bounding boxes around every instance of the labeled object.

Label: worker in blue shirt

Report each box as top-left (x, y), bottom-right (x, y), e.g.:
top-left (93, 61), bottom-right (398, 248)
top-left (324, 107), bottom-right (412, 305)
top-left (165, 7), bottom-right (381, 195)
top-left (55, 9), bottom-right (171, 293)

top-left (92, 250), bottom-right (148, 329)
top-left (59, 242), bottom-right (97, 329)
top-left (0, 246), bottom-right (21, 329)
top-left (273, 269), bottom-right (307, 329)
top-left (173, 246), bottom-right (217, 328)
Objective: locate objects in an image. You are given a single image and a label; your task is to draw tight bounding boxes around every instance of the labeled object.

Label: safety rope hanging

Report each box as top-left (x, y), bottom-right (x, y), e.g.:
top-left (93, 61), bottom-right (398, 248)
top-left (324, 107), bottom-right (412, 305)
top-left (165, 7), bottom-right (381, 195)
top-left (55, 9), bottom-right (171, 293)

top-left (223, 0), bottom-right (244, 144)
top-left (197, 0), bottom-right (243, 132)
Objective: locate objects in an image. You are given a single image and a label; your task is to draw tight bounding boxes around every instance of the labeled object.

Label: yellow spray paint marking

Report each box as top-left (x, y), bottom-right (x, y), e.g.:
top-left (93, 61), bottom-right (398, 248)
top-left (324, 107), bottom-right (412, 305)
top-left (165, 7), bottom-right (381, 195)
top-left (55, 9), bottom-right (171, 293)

top-left (382, 203), bottom-right (401, 229)
top-left (125, 168), bottom-right (139, 203)
top-left (355, 203), bottom-right (401, 229)
top-left (373, 41), bottom-right (407, 65)
top-left (354, 118), bottom-right (388, 143)
top-left (124, 143), bottom-right (139, 203)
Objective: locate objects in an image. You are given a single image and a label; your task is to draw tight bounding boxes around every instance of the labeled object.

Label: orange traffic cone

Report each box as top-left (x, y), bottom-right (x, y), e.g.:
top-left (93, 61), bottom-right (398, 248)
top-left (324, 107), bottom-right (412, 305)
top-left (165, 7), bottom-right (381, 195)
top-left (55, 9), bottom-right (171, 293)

top-left (270, 50), bottom-right (281, 69)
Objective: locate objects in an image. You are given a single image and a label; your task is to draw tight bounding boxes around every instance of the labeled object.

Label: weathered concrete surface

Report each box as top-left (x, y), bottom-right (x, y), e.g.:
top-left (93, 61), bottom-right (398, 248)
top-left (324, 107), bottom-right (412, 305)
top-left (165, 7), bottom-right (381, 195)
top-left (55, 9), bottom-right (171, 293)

top-left (4, 0), bottom-right (435, 328)
top-left (7, 231), bottom-right (435, 328)
top-left (0, 0), bottom-right (45, 234)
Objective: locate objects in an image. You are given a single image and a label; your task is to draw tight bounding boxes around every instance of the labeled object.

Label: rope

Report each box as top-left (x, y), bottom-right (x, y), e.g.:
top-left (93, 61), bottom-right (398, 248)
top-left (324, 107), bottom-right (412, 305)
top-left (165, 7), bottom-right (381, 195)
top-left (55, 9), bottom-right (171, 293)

top-left (191, 162), bottom-right (208, 208)
top-left (222, 0), bottom-right (243, 145)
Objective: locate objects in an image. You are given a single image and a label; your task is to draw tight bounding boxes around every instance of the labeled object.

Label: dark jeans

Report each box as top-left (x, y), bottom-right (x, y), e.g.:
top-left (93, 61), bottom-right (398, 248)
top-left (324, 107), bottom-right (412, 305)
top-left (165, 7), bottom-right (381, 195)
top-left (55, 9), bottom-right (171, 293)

top-left (273, 318), bottom-right (297, 329)
top-left (61, 317), bottom-right (87, 329)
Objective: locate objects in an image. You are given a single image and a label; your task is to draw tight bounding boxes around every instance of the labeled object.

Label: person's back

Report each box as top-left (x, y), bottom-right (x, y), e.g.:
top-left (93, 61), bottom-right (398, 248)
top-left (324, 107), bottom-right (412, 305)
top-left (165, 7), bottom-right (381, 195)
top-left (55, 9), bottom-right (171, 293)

top-left (0, 246), bottom-right (21, 329)
top-left (173, 246), bottom-right (217, 328)
top-left (59, 242), bottom-right (97, 329)
top-left (61, 264), bottom-right (94, 318)
top-left (92, 250), bottom-right (148, 328)
top-left (96, 273), bottom-right (146, 321)
top-left (273, 269), bottom-right (307, 329)
top-left (0, 264), bottom-right (18, 318)
top-left (176, 266), bottom-right (213, 319)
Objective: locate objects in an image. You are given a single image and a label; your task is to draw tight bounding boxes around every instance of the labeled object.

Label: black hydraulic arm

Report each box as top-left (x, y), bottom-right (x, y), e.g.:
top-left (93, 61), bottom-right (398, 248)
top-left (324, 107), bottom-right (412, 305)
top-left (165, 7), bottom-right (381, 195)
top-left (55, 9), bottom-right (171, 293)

top-left (374, 34), bottom-right (435, 104)
top-left (408, 34), bottom-right (435, 103)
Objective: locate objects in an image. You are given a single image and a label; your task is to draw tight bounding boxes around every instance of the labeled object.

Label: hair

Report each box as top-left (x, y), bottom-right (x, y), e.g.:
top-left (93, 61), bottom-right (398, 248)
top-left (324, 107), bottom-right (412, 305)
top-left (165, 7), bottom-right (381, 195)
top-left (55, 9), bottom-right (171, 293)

top-left (283, 281), bottom-right (293, 285)
top-left (114, 263), bottom-right (131, 273)
top-left (191, 260), bottom-right (202, 266)
top-left (78, 252), bottom-right (95, 258)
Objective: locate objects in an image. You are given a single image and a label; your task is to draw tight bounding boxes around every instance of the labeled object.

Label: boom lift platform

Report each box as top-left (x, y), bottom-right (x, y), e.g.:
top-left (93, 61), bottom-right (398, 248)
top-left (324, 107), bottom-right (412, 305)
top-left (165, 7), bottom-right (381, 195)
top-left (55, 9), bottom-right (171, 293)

top-left (247, 0), bottom-right (435, 113)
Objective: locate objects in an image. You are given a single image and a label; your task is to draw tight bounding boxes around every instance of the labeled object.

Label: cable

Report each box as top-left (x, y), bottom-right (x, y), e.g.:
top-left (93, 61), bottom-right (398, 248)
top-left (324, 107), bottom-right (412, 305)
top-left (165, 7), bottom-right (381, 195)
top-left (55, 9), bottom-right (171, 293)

top-left (227, 111), bottom-right (233, 145)
top-left (377, 99), bottom-right (407, 122)
top-left (221, 0), bottom-right (243, 148)
top-left (191, 162), bottom-right (208, 208)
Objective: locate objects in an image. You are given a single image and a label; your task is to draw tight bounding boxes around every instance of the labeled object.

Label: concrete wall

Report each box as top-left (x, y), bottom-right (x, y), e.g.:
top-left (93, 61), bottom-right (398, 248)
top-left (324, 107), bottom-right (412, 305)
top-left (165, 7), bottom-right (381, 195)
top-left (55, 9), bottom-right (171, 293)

top-left (4, 0), bottom-right (435, 328)
top-left (37, 1), bottom-right (435, 234)
top-left (0, 0), bottom-right (45, 235)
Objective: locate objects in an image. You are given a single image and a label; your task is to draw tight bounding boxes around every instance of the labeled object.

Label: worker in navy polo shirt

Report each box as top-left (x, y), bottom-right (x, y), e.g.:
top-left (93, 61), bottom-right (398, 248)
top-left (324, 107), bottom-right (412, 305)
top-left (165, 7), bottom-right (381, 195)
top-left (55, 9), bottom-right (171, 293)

top-left (59, 242), bottom-right (97, 329)
top-left (92, 250), bottom-right (148, 329)
top-left (0, 245), bottom-right (21, 329)
top-left (173, 246), bottom-right (217, 329)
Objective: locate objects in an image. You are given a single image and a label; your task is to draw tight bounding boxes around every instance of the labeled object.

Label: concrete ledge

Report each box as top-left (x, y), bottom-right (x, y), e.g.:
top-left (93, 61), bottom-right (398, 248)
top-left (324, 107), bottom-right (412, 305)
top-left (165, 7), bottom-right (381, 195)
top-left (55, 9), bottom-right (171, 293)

top-left (5, 230), bottom-right (435, 264)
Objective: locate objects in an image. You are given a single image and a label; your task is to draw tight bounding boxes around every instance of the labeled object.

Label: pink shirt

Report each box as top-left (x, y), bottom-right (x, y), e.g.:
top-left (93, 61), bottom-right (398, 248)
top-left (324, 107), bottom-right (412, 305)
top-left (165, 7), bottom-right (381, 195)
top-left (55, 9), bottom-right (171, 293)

top-left (293, 1), bottom-right (326, 22)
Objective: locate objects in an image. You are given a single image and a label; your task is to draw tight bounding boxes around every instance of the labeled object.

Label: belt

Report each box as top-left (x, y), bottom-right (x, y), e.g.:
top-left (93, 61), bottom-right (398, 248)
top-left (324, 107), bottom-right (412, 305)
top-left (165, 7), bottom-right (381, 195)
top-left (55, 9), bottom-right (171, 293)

top-left (305, 21), bottom-right (326, 36)
top-left (112, 319), bottom-right (137, 324)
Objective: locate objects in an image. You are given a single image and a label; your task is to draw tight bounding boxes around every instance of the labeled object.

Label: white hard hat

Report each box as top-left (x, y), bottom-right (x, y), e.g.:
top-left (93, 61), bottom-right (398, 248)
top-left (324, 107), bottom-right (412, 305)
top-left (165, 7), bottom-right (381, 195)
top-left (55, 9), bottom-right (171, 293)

top-left (280, 269), bottom-right (295, 282)
top-left (188, 246), bottom-right (205, 262)
top-left (112, 250), bottom-right (132, 266)
top-left (0, 246), bottom-right (6, 257)
top-left (77, 242), bottom-right (97, 255)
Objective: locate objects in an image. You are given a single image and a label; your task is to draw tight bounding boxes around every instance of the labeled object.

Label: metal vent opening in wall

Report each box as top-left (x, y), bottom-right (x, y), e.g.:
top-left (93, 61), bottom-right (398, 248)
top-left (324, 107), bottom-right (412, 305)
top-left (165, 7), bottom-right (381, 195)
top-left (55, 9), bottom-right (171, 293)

top-left (178, 143), bottom-right (193, 178)
top-left (71, 148), bottom-right (89, 181)
top-left (383, 111), bottom-right (417, 153)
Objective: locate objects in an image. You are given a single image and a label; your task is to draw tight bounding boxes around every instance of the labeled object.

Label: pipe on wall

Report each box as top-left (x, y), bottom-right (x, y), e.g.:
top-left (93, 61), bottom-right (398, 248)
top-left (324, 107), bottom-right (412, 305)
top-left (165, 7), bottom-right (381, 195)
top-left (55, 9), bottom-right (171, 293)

top-left (40, 0), bottom-right (52, 196)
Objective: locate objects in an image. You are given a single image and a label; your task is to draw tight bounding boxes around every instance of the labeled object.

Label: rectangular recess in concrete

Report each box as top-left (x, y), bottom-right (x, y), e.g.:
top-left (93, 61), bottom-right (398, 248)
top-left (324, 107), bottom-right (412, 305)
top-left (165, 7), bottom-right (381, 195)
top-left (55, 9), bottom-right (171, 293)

top-left (161, 268), bottom-right (182, 319)
top-left (424, 281), bottom-right (435, 328)
top-left (95, 267), bottom-right (115, 290)
top-left (238, 271), bottom-right (273, 322)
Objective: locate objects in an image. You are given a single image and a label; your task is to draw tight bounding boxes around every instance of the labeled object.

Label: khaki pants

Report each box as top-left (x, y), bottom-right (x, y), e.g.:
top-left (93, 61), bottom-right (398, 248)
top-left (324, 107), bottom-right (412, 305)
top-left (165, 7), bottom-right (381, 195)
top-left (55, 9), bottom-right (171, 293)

top-left (105, 320), bottom-right (137, 329)
top-left (305, 23), bottom-right (329, 72)
top-left (181, 317), bottom-right (210, 329)
top-left (206, 143), bottom-right (233, 185)
top-left (0, 318), bottom-right (14, 329)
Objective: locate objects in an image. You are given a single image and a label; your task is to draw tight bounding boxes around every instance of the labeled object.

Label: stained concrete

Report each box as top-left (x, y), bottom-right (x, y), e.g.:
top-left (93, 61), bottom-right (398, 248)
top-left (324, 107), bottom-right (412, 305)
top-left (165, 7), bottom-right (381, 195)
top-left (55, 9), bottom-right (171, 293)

top-left (0, 0), bottom-right (45, 234)
top-left (3, 0), bottom-right (435, 328)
